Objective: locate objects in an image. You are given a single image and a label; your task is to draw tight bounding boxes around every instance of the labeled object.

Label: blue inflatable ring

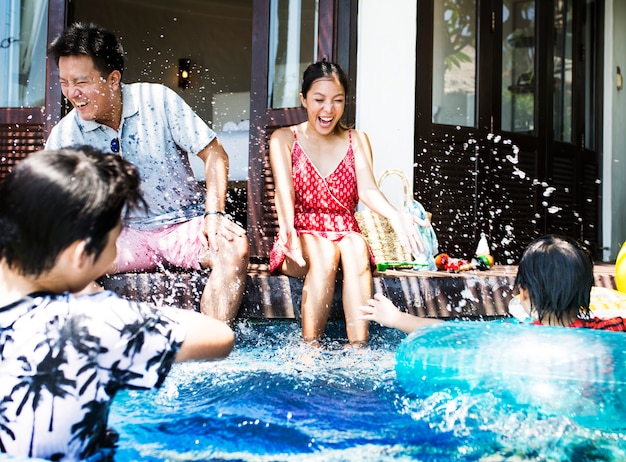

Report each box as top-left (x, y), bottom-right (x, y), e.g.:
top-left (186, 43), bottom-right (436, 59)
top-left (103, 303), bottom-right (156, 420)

top-left (396, 321), bottom-right (626, 429)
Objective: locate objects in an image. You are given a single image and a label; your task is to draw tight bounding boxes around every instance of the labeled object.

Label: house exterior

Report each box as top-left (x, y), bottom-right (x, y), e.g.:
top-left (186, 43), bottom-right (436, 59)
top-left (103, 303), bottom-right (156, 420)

top-left (1, 0), bottom-right (624, 264)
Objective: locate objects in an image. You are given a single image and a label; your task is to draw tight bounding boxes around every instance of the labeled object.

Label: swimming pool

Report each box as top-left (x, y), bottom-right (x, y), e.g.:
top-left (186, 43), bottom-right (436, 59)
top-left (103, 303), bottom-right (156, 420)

top-left (109, 320), bottom-right (626, 461)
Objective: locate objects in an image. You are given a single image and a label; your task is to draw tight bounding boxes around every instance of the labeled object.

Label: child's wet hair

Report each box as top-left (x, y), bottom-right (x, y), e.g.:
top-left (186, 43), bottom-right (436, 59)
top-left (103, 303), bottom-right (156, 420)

top-left (0, 146), bottom-right (144, 277)
top-left (514, 234), bottom-right (594, 324)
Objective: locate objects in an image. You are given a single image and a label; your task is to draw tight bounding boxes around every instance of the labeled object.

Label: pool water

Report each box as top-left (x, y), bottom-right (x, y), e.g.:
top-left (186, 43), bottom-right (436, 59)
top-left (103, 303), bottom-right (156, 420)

top-left (109, 320), bottom-right (626, 461)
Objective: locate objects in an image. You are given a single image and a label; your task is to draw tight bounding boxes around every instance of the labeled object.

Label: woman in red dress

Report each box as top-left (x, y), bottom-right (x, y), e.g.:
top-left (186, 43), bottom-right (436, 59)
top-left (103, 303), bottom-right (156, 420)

top-left (269, 61), bottom-right (425, 346)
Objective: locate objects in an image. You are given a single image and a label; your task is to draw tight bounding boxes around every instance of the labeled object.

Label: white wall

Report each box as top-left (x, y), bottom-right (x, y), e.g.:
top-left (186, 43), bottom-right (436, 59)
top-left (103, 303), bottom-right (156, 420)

top-left (603, 0), bottom-right (626, 261)
top-left (356, 0), bottom-right (417, 209)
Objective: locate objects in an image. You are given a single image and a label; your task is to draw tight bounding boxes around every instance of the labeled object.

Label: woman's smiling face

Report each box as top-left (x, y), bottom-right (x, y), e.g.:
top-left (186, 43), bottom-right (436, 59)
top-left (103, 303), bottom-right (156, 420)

top-left (300, 76), bottom-right (346, 135)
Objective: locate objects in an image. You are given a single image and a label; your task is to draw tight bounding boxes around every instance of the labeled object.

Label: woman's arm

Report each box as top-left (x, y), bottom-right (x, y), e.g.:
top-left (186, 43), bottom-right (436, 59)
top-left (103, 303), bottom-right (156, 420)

top-left (269, 127), bottom-right (305, 266)
top-left (352, 130), bottom-right (425, 256)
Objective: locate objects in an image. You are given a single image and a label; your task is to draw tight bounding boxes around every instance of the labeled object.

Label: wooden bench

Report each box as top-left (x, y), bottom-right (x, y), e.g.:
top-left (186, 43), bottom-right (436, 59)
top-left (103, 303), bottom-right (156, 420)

top-left (100, 264), bottom-right (616, 321)
top-left (101, 126), bottom-right (618, 321)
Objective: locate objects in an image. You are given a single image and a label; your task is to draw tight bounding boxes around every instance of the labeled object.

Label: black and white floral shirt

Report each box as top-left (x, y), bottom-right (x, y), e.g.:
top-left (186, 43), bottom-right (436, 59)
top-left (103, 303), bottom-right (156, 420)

top-left (0, 291), bottom-right (187, 460)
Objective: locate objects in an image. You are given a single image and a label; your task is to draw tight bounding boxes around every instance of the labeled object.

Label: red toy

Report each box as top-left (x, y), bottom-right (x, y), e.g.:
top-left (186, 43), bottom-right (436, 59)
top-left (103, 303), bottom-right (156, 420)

top-left (434, 253), bottom-right (494, 272)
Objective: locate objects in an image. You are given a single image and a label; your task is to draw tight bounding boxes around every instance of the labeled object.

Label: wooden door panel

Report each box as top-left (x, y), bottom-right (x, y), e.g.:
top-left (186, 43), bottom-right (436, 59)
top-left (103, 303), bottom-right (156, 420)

top-left (0, 109), bottom-right (46, 181)
top-left (417, 131), bottom-right (540, 263)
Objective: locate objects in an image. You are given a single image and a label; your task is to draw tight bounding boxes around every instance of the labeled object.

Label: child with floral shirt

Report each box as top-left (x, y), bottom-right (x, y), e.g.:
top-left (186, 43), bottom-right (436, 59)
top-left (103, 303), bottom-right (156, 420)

top-left (0, 147), bottom-right (234, 460)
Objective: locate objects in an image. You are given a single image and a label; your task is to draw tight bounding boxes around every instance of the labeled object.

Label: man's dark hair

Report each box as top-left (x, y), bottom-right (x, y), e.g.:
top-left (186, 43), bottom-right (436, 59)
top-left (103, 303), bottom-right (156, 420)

top-left (48, 22), bottom-right (125, 78)
top-left (0, 147), bottom-right (143, 277)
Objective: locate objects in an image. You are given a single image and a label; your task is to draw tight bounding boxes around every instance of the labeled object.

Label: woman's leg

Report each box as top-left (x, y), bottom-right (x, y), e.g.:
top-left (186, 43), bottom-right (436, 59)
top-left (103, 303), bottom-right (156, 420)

top-left (337, 234), bottom-right (372, 346)
top-left (282, 234), bottom-right (341, 343)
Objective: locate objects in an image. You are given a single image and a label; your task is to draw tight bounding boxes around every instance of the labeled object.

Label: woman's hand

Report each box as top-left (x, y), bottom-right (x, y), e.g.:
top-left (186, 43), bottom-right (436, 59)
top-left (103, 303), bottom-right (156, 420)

top-left (388, 211), bottom-right (426, 257)
top-left (279, 228), bottom-right (306, 267)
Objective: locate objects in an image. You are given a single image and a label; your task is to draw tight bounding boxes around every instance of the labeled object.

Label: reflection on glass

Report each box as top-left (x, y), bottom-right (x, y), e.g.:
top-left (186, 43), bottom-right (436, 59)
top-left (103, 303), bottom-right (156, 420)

top-left (0, 0), bottom-right (48, 107)
top-left (553, 0), bottom-right (573, 143)
top-left (583, 0), bottom-right (599, 149)
top-left (267, 0), bottom-right (319, 109)
top-left (502, 0), bottom-right (535, 134)
top-left (432, 0), bottom-right (476, 127)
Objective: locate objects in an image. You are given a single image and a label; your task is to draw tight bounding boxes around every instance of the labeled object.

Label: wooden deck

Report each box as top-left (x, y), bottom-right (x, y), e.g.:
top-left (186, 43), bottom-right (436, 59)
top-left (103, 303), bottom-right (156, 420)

top-left (99, 263), bottom-right (617, 320)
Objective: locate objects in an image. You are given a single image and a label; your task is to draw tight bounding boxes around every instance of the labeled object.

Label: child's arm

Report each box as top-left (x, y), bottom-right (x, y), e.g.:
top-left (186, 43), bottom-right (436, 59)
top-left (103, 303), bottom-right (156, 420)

top-left (360, 293), bottom-right (442, 334)
top-left (174, 311), bottom-right (235, 362)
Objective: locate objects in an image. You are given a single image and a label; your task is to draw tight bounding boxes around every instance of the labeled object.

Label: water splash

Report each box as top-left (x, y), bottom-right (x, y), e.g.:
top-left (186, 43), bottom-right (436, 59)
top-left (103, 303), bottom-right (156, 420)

top-left (419, 131), bottom-right (596, 264)
top-left (109, 321), bottom-right (626, 461)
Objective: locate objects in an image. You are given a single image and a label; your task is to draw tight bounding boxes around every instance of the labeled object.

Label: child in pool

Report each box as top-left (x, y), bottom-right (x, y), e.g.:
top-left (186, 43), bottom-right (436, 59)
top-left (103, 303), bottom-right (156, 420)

top-left (0, 147), bottom-right (235, 460)
top-left (360, 234), bottom-right (626, 333)
top-left (269, 61), bottom-right (426, 346)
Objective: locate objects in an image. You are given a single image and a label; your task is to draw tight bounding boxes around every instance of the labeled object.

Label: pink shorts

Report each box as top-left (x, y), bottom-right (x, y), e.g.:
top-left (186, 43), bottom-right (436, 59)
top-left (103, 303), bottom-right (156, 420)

top-left (115, 217), bottom-right (205, 272)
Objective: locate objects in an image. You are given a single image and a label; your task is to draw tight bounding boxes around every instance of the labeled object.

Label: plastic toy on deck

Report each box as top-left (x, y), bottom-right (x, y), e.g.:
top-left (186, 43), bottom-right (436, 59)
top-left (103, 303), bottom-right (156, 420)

top-left (434, 253), bottom-right (494, 272)
top-left (433, 233), bottom-right (495, 272)
top-left (375, 261), bottom-right (429, 272)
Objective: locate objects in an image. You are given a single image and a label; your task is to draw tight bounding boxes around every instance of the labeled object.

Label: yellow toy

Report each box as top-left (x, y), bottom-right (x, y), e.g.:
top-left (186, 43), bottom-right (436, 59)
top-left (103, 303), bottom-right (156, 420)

top-left (616, 242), bottom-right (626, 293)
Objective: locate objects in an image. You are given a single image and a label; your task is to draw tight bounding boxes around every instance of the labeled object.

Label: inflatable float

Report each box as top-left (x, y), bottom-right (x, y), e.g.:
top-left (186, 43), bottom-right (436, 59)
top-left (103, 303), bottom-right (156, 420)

top-left (396, 321), bottom-right (626, 429)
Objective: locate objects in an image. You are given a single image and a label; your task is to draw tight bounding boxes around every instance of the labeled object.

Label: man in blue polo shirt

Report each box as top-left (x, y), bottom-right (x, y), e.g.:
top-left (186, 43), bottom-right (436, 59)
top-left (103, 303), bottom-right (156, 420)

top-left (45, 23), bottom-right (249, 324)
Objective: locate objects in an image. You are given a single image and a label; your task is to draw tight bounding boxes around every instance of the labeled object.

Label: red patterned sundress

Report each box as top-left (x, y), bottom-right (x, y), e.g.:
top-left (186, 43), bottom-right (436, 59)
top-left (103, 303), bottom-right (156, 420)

top-left (269, 129), bottom-right (373, 273)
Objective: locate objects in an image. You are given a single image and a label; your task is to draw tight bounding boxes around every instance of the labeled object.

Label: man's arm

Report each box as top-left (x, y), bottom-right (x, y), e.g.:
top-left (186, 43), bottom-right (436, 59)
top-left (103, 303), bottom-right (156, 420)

top-left (196, 137), bottom-right (245, 250)
top-left (197, 137), bottom-right (229, 213)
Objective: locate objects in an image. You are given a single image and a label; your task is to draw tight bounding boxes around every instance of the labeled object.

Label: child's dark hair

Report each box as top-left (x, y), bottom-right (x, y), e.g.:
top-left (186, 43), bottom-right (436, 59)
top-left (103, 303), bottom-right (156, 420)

top-left (0, 147), bottom-right (144, 277)
top-left (514, 235), bottom-right (593, 325)
top-left (301, 61), bottom-right (349, 98)
top-left (48, 22), bottom-right (125, 78)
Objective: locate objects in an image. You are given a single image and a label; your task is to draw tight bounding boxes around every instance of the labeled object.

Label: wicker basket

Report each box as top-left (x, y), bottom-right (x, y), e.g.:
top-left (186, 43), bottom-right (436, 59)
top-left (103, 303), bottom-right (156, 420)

top-left (355, 169), bottom-right (428, 264)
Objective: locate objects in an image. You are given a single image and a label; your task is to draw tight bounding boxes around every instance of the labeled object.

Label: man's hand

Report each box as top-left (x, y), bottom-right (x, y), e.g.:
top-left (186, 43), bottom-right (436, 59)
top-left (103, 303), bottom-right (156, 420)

top-left (200, 213), bottom-right (246, 252)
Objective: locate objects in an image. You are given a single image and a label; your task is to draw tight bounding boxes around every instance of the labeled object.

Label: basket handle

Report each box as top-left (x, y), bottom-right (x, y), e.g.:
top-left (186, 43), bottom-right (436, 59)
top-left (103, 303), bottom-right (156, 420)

top-left (376, 168), bottom-right (411, 207)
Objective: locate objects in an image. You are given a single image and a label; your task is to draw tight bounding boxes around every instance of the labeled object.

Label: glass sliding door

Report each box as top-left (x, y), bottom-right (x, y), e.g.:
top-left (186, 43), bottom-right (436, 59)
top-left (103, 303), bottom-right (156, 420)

top-left (501, 0), bottom-right (536, 133)
top-left (267, 0), bottom-right (319, 108)
top-left (0, 0), bottom-right (64, 183)
top-left (416, 0), bottom-right (602, 260)
top-left (553, 0), bottom-right (574, 143)
top-left (0, 0), bottom-right (48, 107)
top-left (432, 0), bottom-right (477, 126)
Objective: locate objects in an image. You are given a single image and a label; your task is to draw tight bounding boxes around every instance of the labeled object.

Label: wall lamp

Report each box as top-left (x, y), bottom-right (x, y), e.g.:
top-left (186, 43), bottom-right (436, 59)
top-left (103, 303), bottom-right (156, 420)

top-left (178, 58), bottom-right (191, 89)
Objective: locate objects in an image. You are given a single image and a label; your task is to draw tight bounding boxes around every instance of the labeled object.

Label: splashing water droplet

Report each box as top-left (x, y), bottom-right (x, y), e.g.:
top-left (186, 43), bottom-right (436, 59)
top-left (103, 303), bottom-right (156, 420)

top-left (543, 187), bottom-right (556, 197)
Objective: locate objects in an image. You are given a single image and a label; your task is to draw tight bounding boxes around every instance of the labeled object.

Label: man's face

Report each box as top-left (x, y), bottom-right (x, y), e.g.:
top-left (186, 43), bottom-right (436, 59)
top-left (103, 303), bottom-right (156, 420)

top-left (58, 55), bottom-right (121, 127)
